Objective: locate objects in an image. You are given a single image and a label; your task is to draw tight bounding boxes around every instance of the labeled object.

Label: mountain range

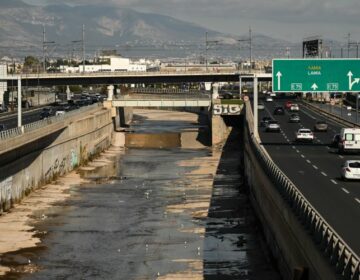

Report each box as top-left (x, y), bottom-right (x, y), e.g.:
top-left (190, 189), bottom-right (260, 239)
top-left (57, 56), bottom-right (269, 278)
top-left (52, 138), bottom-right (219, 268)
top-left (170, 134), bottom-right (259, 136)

top-left (0, 0), bottom-right (344, 60)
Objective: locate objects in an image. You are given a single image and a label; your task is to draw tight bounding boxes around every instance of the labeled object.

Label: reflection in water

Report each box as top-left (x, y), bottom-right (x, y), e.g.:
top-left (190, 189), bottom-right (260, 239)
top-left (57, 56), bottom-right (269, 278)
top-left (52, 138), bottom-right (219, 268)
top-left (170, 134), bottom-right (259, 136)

top-left (2, 110), bottom-right (280, 280)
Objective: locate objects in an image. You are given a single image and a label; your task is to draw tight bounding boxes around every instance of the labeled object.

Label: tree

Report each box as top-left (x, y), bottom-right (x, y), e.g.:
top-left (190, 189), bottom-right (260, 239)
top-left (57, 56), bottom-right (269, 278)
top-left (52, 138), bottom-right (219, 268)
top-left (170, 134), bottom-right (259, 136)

top-left (24, 56), bottom-right (40, 67)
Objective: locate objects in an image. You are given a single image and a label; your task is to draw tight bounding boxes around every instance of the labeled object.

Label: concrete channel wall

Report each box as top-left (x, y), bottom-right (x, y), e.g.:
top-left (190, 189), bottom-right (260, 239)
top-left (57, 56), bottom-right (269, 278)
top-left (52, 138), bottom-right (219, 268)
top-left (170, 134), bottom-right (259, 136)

top-left (243, 102), bottom-right (336, 280)
top-left (0, 107), bottom-right (113, 213)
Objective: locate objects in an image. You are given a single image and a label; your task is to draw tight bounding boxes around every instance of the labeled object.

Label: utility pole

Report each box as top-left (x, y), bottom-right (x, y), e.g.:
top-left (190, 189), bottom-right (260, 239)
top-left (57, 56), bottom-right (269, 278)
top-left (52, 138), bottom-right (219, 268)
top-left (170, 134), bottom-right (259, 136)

top-left (249, 27), bottom-right (252, 72)
top-left (348, 33), bottom-right (351, 58)
top-left (238, 26), bottom-right (252, 73)
top-left (205, 32), bottom-right (219, 72)
top-left (82, 24), bottom-right (85, 73)
top-left (42, 25), bottom-right (55, 73)
top-left (72, 24), bottom-right (86, 73)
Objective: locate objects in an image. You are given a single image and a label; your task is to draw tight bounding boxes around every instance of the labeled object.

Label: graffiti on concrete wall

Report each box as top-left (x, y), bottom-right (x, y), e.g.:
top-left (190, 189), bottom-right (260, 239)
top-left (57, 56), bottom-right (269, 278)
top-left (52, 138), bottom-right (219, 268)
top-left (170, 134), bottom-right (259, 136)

top-left (70, 149), bottom-right (78, 168)
top-left (45, 156), bottom-right (68, 182)
top-left (0, 177), bottom-right (13, 205)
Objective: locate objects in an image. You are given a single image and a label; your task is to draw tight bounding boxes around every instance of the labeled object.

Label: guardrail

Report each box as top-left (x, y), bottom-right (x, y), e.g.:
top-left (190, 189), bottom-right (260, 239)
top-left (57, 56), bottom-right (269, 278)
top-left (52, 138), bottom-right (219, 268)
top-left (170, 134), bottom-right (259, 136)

top-left (245, 101), bottom-right (360, 280)
top-left (0, 103), bottom-right (102, 142)
top-left (131, 88), bottom-right (205, 95)
top-left (116, 93), bottom-right (211, 101)
top-left (301, 101), bottom-right (360, 128)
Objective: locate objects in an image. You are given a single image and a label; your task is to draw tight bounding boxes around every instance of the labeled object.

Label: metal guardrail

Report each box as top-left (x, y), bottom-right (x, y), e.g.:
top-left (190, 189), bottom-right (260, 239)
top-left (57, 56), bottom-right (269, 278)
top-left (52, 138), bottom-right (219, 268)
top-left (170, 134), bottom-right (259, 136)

top-left (245, 101), bottom-right (360, 280)
top-left (131, 88), bottom-right (205, 95)
top-left (301, 101), bottom-right (360, 128)
top-left (116, 93), bottom-right (211, 101)
top-left (0, 103), bottom-right (102, 142)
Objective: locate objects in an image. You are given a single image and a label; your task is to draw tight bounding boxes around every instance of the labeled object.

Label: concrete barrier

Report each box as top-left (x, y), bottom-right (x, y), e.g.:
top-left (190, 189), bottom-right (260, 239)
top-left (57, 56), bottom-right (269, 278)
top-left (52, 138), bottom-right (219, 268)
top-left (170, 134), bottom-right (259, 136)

top-left (0, 107), bottom-right (113, 213)
top-left (243, 102), bottom-right (337, 280)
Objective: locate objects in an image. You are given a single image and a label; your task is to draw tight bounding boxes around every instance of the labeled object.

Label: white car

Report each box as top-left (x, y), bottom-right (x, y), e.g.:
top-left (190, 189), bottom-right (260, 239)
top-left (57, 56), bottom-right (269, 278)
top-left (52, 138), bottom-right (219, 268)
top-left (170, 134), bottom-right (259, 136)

top-left (295, 128), bottom-right (314, 142)
top-left (266, 97), bottom-right (273, 102)
top-left (266, 120), bottom-right (280, 132)
top-left (341, 160), bottom-right (360, 180)
top-left (258, 103), bottom-right (265, 110)
top-left (290, 104), bottom-right (299, 111)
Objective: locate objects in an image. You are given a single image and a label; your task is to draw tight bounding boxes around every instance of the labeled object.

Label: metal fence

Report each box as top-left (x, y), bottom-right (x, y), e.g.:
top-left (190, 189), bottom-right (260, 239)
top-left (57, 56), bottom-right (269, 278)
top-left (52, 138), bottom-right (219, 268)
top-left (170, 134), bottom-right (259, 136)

top-left (0, 103), bottom-right (102, 142)
top-left (245, 101), bottom-right (360, 280)
top-left (116, 93), bottom-right (211, 101)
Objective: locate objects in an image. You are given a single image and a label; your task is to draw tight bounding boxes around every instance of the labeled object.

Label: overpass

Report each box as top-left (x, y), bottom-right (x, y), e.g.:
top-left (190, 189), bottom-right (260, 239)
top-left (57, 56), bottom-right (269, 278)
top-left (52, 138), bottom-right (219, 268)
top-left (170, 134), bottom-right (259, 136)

top-left (4, 71), bottom-right (272, 87)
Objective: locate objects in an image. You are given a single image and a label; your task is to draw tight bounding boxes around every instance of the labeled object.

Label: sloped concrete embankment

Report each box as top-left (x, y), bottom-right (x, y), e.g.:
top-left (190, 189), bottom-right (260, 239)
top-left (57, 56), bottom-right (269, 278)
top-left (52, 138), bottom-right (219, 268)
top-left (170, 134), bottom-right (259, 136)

top-left (243, 114), bottom-right (335, 279)
top-left (0, 108), bottom-right (113, 213)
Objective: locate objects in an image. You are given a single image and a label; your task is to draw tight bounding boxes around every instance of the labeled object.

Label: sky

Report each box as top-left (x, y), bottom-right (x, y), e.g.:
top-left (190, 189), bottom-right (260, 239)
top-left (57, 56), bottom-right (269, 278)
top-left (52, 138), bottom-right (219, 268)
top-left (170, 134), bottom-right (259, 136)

top-left (22, 0), bottom-right (360, 42)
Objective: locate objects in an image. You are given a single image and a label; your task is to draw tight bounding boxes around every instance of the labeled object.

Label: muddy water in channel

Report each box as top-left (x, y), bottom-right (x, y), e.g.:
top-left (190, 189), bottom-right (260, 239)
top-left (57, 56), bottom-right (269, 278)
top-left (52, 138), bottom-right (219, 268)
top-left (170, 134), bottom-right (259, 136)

top-left (1, 109), bottom-right (281, 279)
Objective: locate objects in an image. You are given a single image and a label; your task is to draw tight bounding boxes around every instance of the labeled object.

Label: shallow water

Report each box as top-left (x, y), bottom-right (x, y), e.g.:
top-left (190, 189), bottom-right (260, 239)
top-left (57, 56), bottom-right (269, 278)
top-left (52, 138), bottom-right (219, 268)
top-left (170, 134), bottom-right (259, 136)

top-left (2, 110), bottom-right (280, 279)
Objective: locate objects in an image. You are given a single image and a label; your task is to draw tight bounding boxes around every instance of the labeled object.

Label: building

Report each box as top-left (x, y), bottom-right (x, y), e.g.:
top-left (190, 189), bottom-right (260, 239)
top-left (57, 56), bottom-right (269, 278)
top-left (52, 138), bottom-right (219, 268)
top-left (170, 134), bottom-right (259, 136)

top-left (59, 55), bottom-right (147, 73)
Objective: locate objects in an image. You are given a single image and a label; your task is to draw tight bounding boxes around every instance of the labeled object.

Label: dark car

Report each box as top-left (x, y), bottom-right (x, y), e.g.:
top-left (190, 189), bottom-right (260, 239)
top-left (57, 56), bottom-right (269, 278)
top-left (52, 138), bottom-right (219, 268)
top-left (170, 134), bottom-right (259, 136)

top-left (289, 113), bottom-right (300, 123)
top-left (0, 124), bottom-right (7, 131)
top-left (274, 106), bottom-right (285, 115)
top-left (314, 121), bottom-right (328, 132)
top-left (261, 116), bottom-right (272, 127)
top-left (219, 91), bottom-right (239, 99)
top-left (40, 108), bottom-right (53, 120)
top-left (330, 134), bottom-right (341, 148)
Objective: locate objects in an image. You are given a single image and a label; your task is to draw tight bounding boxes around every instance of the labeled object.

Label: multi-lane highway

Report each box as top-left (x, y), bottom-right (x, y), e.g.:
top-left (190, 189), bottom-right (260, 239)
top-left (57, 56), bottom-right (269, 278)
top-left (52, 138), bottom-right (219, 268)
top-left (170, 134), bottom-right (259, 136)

top-left (0, 109), bottom-right (44, 130)
top-left (258, 97), bottom-right (360, 255)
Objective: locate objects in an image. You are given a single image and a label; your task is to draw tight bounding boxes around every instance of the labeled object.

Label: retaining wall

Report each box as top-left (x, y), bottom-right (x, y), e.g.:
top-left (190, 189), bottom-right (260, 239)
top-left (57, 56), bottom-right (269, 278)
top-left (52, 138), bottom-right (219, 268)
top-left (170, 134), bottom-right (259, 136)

top-left (0, 108), bottom-right (113, 213)
top-left (243, 104), bottom-right (336, 280)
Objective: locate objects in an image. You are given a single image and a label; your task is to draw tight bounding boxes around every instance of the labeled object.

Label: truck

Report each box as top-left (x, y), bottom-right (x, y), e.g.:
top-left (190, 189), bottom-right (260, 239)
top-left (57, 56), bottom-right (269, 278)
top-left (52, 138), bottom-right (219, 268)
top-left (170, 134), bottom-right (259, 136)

top-left (338, 128), bottom-right (360, 154)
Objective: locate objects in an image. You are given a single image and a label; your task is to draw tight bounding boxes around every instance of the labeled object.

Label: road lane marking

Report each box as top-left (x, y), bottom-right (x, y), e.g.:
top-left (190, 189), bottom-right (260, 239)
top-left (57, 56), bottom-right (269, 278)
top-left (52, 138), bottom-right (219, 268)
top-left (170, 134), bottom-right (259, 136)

top-left (306, 160), bottom-right (311, 164)
top-left (301, 109), bottom-right (317, 120)
top-left (313, 165), bottom-right (318, 170)
top-left (331, 179), bottom-right (338, 185)
top-left (339, 155), bottom-right (344, 159)
top-left (355, 198), bottom-right (360, 204)
top-left (292, 146), bottom-right (296, 149)
top-left (342, 188), bottom-right (349, 194)
top-left (296, 150), bottom-right (300, 153)
top-left (301, 154), bottom-right (305, 158)
top-left (321, 172), bottom-right (327, 177)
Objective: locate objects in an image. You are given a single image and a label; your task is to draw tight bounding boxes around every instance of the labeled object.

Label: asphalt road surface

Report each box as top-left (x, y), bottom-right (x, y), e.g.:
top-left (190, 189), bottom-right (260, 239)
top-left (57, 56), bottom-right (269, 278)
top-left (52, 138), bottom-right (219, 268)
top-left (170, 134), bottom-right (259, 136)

top-left (258, 98), bottom-right (360, 256)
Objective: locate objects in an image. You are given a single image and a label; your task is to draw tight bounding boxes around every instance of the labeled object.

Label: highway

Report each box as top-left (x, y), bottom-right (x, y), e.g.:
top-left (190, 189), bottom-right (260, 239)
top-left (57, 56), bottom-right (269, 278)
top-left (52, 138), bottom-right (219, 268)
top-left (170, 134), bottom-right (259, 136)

top-left (258, 97), bottom-right (360, 255)
top-left (0, 109), bottom-right (44, 130)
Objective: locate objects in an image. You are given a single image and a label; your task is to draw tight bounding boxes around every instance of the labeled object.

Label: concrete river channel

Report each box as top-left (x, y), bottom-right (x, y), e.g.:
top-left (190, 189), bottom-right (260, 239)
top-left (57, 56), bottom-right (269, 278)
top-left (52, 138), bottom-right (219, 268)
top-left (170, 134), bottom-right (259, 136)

top-left (0, 109), bottom-right (281, 279)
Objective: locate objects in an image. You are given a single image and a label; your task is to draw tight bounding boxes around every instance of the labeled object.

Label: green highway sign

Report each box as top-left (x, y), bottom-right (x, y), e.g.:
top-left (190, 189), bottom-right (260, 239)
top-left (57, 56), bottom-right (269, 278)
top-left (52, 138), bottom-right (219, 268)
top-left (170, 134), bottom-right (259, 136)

top-left (272, 59), bottom-right (360, 92)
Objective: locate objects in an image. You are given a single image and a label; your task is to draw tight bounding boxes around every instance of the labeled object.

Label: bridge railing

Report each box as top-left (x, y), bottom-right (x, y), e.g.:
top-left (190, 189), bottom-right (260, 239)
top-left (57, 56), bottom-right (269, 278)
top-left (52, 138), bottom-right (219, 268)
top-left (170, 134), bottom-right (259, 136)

top-left (115, 93), bottom-right (211, 101)
top-left (245, 101), bottom-right (360, 280)
top-left (0, 103), bottom-right (102, 142)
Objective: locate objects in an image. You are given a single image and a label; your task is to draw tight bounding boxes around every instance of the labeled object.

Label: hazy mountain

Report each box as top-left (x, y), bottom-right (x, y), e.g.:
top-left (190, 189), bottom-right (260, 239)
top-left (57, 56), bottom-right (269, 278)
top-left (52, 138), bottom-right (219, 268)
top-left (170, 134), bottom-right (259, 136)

top-left (0, 1), bottom-right (343, 59)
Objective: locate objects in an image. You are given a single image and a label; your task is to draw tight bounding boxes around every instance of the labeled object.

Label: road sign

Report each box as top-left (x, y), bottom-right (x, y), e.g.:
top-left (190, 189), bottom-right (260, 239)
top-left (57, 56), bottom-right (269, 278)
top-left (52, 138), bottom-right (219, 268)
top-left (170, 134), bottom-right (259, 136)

top-left (273, 59), bottom-right (360, 92)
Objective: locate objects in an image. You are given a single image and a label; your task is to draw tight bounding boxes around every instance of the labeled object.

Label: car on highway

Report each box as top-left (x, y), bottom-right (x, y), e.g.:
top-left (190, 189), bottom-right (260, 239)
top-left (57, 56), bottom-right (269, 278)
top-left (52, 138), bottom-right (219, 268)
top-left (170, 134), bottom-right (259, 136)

top-left (289, 113), bottom-right (300, 123)
top-left (314, 121), bottom-right (328, 132)
top-left (268, 92), bottom-right (276, 97)
top-left (219, 91), bottom-right (239, 99)
top-left (265, 120), bottom-right (280, 132)
top-left (40, 108), bottom-right (53, 120)
top-left (0, 124), bottom-right (7, 131)
top-left (273, 106), bottom-right (285, 115)
top-left (258, 102), bottom-right (265, 110)
top-left (261, 116), bottom-right (272, 127)
top-left (338, 128), bottom-right (360, 154)
top-left (295, 128), bottom-right (314, 142)
top-left (285, 101), bottom-right (293, 110)
top-left (341, 160), bottom-right (360, 180)
top-left (289, 104), bottom-right (299, 112)
top-left (266, 96), bottom-right (273, 102)
top-left (330, 134), bottom-right (341, 148)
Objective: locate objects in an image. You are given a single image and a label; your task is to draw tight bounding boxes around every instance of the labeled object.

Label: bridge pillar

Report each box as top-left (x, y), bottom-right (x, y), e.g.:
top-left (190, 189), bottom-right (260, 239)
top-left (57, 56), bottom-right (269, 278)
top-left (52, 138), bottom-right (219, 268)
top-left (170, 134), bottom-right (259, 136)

top-left (107, 85), bottom-right (114, 101)
top-left (212, 82), bottom-right (219, 99)
top-left (66, 86), bottom-right (71, 101)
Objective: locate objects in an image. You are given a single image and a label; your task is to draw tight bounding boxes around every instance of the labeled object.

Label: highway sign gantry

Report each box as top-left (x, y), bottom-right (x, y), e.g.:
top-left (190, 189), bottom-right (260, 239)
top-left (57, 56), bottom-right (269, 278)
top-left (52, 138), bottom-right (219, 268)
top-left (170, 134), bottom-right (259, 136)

top-left (272, 59), bottom-right (360, 92)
